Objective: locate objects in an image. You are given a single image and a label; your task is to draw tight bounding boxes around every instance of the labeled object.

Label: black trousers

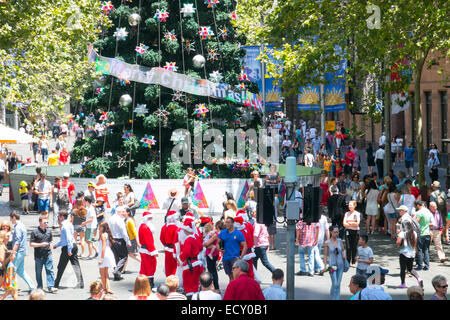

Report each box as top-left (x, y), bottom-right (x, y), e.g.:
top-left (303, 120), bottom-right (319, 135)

top-left (429, 168), bottom-right (438, 183)
top-left (345, 229), bottom-right (359, 265)
top-left (376, 159), bottom-right (384, 178)
top-left (54, 244), bottom-right (84, 288)
top-left (206, 255), bottom-right (219, 290)
top-left (111, 238), bottom-right (128, 277)
top-left (399, 253), bottom-right (419, 284)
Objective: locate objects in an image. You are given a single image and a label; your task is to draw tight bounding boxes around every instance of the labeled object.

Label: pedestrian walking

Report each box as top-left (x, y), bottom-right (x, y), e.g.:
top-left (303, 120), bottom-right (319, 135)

top-left (322, 225), bottom-right (347, 300)
top-left (429, 202), bottom-right (446, 263)
top-left (109, 207), bottom-right (131, 282)
top-left (53, 210), bottom-right (84, 289)
top-left (295, 215), bottom-right (320, 277)
top-left (30, 215), bottom-right (58, 293)
top-left (97, 221), bottom-right (116, 294)
top-left (82, 195), bottom-right (98, 259)
top-left (9, 210), bottom-right (36, 291)
top-left (343, 200), bottom-right (361, 266)
top-left (396, 219), bottom-right (422, 289)
top-left (365, 180), bottom-right (379, 234)
top-left (427, 152), bottom-right (440, 183)
top-left (412, 200), bottom-right (433, 271)
top-left (375, 145), bottom-right (385, 178)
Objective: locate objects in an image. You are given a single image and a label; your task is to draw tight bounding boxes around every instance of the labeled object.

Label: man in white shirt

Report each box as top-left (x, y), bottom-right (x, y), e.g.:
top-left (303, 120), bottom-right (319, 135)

top-left (191, 272), bottom-right (222, 300)
top-left (309, 127), bottom-right (317, 139)
top-left (427, 152), bottom-right (440, 182)
top-left (37, 173), bottom-right (53, 215)
top-left (108, 208), bottom-right (131, 281)
top-left (378, 132), bottom-right (386, 147)
top-left (82, 195), bottom-right (98, 259)
top-left (304, 148), bottom-right (315, 167)
top-left (375, 146), bottom-right (385, 178)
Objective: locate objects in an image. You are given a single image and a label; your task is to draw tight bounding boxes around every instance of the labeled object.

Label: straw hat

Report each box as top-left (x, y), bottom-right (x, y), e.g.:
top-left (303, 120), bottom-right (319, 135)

top-left (168, 188), bottom-right (179, 198)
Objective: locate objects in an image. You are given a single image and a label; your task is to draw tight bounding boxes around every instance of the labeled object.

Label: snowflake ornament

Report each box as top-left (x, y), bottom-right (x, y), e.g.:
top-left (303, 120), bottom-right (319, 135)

top-left (122, 130), bottom-right (133, 140)
top-left (99, 112), bottom-right (109, 121)
top-left (141, 135), bottom-right (156, 148)
top-left (204, 0), bottom-right (219, 8)
top-left (117, 155), bottom-right (128, 168)
top-left (153, 108), bottom-right (170, 121)
top-left (180, 3), bottom-right (196, 17)
top-left (164, 62), bottom-right (178, 72)
top-left (135, 43), bottom-right (148, 56)
top-left (239, 71), bottom-right (249, 81)
top-left (198, 166), bottom-right (211, 179)
top-left (199, 26), bottom-right (214, 40)
top-left (218, 26), bottom-right (228, 40)
top-left (229, 10), bottom-right (238, 20)
top-left (154, 8), bottom-right (169, 22)
top-left (101, 1), bottom-right (114, 14)
top-left (163, 31), bottom-right (177, 42)
top-left (193, 103), bottom-right (209, 117)
top-left (134, 104), bottom-right (148, 117)
top-left (113, 27), bottom-right (128, 41)
top-left (207, 48), bottom-right (218, 61)
top-left (235, 83), bottom-right (246, 90)
top-left (185, 40), bottom-right (196, 54)
top-left (209, 70), bottom-right (223, 83)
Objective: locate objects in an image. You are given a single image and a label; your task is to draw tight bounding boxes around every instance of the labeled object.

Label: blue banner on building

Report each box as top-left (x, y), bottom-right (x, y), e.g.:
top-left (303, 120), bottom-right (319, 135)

top-left (242, 46), bottom-right (283, 113)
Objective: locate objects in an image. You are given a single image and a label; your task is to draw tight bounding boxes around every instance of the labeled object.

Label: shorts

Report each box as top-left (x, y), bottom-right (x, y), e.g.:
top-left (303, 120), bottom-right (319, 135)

top-left (38, 198), bottom-right (50, 212)
top-left (268, 223), bottom-right (277, 235)
top-left (74, 225), bottom-right (86, 233)
top-left (21, 199), bottom-right (29, 210)
top-left (405, 160), bottom-right (413, 168)
top-left (127, 239), bottom-right (138, 254)
top-left (388, 212), bottom-right (398, 220)
top-left (85, 228), bottom-right (96, 241)
top-left (223, 257), bottom-right (239, 275)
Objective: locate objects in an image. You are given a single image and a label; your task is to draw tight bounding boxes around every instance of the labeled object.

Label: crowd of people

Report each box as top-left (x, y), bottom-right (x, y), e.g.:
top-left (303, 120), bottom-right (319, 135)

top-left (0, 116), bottom-right (448, 301)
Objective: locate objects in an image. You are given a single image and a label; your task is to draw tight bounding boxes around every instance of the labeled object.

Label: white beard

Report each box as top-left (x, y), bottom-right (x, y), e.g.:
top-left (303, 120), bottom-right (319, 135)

top-left (145, 220), bottom-right (155, 233)
top-left (178, 229), bottom-right (187, 245)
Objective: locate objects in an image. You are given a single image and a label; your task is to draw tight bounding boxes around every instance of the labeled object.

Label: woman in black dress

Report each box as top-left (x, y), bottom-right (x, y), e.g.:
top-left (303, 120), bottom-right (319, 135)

top-left (366, 143), bottom-right (375, 174)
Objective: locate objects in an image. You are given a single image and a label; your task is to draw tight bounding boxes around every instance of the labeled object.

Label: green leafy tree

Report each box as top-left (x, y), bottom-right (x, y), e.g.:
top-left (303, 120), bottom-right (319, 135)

top-left (0, 0), bottom-right (109, 126)
top-left (73, 0), bottom-right (261, 178)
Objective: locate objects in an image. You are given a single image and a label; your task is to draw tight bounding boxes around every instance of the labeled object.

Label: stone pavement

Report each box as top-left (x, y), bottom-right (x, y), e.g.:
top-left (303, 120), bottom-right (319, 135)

top-left (1, 137), bottom-right (449, 300)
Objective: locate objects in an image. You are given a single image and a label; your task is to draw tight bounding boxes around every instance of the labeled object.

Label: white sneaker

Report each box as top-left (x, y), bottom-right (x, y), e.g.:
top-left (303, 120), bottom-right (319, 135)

top-left (49, 288), bottom-right (58, 293)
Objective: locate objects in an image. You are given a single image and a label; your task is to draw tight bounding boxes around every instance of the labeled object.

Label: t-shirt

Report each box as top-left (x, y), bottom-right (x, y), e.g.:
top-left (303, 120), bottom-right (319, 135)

top-left (218, 229), bottom-right (245, 261)
top-left (58, 180), bottom-right (75, 203)
top-left (356, 246), bottom-right (373, 270)
top-left (415, 208), bottom-right (433, 236)
top-left (343, 211), bottom-right (360, 231)
top-left (85, 205), bottom-right (97, 229)
top-left (398, 231), bottom-right (417, 258)
top-left (191, 290), bottom-right (222, 300)
top-left (30, 227), bottom-right (52, 259)
top-left (47, 153), bottom-right (59, 166)
top-left (37, 180), bottom-right (52, 200)
top-left (404, 148), bottom-right (415, 162)
top-left (318, 215), bottom-right (329, 245)
top-left (324, 160), bottom-right (332, 172)
top-left (304, 153), bottom-right (315, 167)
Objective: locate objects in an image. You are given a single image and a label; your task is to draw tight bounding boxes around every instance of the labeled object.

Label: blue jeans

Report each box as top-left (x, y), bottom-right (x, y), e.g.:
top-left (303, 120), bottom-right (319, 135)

top-left (313, 244), bottom-right (324, 272)
top-left (298, 246), bottom-right (314, 274)
top-left (254, 246), bottom-right (275, 273)
top-left (14, 251), bottom-right (36, 290)
top-left (35, 255), bottom-right (55, 289)
top-left (329, 267), bottom-right (344, 300)
top-left (41, 148), bottom-right (48, 162)
top-left (416, 235), bottom-right (431, 269)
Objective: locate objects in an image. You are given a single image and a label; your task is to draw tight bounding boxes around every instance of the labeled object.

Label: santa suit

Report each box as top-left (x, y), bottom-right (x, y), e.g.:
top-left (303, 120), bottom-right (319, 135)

top-left (95, 184), bottom-right (110, 208)
top-left (178, 223), bottom-right (204, 297)
top-left (235, 215), bottom-right (256, 279)
top-left (160, 213), bottom-right (180, 277)
top-left (138, 215), bottom-right (158, 280)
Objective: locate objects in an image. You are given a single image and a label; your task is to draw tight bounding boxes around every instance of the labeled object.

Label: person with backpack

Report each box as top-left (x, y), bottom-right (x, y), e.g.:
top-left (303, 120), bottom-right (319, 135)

top-left (430, 181), bottom-right (447, 227)
top-left (56, 172), bottom-right (75, 213)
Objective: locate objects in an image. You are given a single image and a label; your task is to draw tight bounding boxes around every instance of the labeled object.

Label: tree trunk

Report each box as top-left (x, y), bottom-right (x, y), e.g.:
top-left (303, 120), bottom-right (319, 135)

top-left (414, 59), bottom-right (425, 187)
top-left (384, 74), bottom-right (391, 176)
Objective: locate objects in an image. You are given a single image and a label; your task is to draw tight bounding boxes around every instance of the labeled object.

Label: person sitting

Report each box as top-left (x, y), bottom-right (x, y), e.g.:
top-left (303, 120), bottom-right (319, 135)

top-left (223, 259), bottom-right (265, 300)
top-left (263, 269), bottom-right (286, 300)
top-left (191, 272), bottom-right (222, 300)
top-left (165, 275), bottom-right (187, 300)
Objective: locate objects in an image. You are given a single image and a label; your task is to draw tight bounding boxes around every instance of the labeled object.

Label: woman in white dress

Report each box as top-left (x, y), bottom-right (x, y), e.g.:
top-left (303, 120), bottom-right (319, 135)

top-left (98, 221), bottom-right (116, 294)
top-left (364, 180), bottom-right (379, 234)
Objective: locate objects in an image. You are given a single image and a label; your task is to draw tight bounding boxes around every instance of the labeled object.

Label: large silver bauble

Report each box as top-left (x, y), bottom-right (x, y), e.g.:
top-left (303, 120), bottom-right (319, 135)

top-left (119, 94), bottom-right (133, 106)
top-left (128, 13), bottom-right (142, 27)
top-left (192, 54), bottom-right (206, 69)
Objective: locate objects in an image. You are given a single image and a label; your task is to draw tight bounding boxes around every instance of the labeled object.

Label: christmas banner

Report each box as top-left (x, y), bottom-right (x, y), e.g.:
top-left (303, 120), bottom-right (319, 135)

top-left (191, 181), bottom-right (209, 209)
top-left (140, 182), bottom-right (160, 209)
top-left (88, 45), bottom-right (262, 112)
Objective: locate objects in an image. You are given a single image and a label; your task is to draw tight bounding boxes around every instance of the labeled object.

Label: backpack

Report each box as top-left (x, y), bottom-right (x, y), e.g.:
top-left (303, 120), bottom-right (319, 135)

top-left (56, 182), bottom-right (70, 207)
top-left (434, 191), bottom-right (446, 209)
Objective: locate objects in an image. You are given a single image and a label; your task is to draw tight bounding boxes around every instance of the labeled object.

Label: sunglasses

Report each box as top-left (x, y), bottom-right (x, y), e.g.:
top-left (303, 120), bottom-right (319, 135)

top-left (438, 284), bottom-right (448, 289)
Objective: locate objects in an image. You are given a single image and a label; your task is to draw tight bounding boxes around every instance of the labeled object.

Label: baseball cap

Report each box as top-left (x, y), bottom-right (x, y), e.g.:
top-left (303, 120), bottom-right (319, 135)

top-left (431, 181), bottom-right (440, 188)
top-left (181, 197), bottom-right (189, 204)
top-left (63, 172), bottom-right (70, 178)
top-left (396, 205), bottom-right (409, 212)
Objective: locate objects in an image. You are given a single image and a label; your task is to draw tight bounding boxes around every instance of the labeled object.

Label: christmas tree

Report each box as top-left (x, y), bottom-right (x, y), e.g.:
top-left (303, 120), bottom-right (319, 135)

top-left (72, 0), bottom-right (262, 179)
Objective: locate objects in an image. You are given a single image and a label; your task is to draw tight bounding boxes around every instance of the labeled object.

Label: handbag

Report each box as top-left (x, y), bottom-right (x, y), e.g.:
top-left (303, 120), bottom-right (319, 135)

top-left (343, 258), bottom-right (350, 273)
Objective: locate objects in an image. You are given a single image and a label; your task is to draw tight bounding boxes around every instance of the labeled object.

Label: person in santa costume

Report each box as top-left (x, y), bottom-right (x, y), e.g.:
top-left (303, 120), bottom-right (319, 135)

top-left (178, 218), bottom-right (204, 299)
top-left (138, 211), bottom-right (158, 289)
top-left (160, 211), bottom-right (180, 277)
top-left (234, 215), bottom-right (256, 279)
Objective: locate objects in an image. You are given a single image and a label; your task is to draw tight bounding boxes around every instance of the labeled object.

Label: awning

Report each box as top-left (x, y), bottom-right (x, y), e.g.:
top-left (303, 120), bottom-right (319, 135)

top-left (0, 124), bottom-right (36, 144)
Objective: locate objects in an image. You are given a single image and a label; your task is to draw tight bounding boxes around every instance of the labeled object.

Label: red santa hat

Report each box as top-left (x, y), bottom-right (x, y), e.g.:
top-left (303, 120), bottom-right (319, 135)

top-left (234, 216), bottom-right (245, 230)
top-left (180, 219), bottom-right (195, 234)
top-left (236, 209), bottom-right (249, 223)
top-left (200, 216), bottom-right (212, 225)
top-left (183, 212), bottom-right (195, 222)
top-left (143, 211), bottom-right (153, 219)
